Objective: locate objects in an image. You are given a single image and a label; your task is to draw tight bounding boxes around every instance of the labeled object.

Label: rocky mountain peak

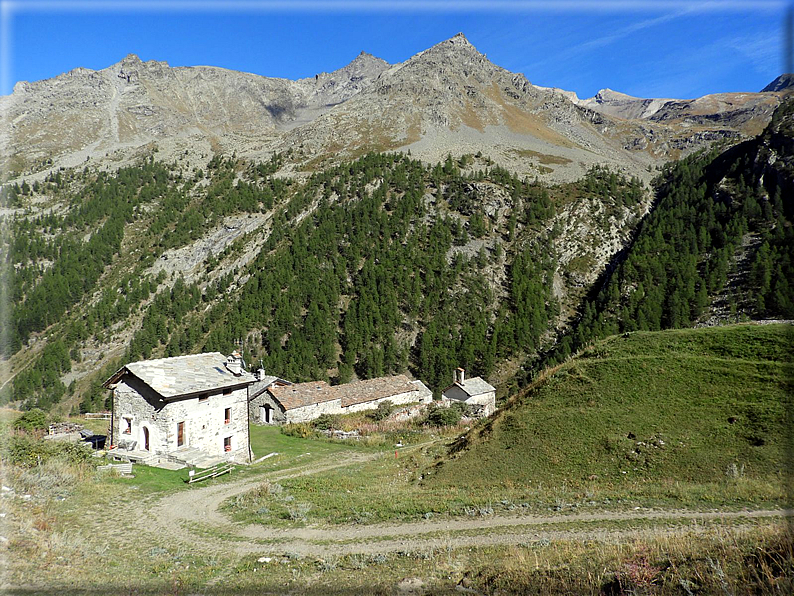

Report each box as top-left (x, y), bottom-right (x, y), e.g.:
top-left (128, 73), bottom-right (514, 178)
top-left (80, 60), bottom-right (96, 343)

top-left (761, 74), bottom-right (794, 93)
top-left (340, 51), bottom-right (389, 75)
top-left (120, 53), bottom-right (143, 65)
top-left (426, 33), bottom-right (482, 56)
top-left (593, 88), bottom-right (638, 102)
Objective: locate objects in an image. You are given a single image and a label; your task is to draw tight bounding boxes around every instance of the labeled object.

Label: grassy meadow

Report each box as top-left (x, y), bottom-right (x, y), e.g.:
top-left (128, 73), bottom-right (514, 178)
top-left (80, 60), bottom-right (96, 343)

top-left (430, 324), bottom-right (793, 489)
top-left (224, 324), bottom-right (792, 528)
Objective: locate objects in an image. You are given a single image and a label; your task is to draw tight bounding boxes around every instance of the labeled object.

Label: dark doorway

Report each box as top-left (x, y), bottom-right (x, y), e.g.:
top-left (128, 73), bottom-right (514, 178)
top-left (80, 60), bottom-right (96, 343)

top-left (143, 427), bottom-right (150, 451)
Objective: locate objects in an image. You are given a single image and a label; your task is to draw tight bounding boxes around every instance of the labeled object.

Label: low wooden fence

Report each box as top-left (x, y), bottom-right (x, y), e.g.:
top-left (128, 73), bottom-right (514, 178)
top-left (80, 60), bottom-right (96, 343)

top-left (187, 462), bottom-right (234, 484)
top-left (84, 412), bottom-right (112, 420)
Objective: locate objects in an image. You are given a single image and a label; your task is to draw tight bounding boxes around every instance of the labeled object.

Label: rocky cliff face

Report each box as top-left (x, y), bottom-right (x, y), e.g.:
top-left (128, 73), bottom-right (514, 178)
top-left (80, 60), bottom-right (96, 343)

top-left (761, 73), bottom-right (794, 93)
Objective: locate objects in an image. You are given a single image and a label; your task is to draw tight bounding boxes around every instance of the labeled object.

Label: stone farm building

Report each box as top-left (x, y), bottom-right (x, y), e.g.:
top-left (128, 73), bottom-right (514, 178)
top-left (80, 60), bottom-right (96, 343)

top-left (104, 352), bottom-right (255, 466)
top-left (442, 368), bottom-right (496, 417)
top-left (247, 370), bottom-right (292, 424)
top-left (257, 374), bottom-right (433, 424)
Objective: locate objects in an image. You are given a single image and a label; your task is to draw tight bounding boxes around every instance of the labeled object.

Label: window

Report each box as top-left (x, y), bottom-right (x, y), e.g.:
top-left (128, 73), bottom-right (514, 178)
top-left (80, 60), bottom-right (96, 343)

top-left (198, 393), bottom-right (209, 402)
top-left (123, 418), bottom-right (132, 434)
top-left (224, 436), bottom-right (232, 452)
top-left (224, 408), bottom-right (232, 424)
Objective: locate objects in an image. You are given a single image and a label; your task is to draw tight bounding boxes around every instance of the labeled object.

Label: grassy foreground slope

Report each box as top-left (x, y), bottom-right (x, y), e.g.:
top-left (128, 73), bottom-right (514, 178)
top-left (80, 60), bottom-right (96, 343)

top-left (431, 323), bottom-right (793, 491)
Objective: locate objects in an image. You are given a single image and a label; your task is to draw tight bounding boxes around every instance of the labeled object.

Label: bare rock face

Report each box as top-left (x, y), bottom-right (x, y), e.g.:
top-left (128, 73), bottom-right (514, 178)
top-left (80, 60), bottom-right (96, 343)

top-left (574, 85), bottom-right (782, 139)
top-left (1, 33), bottom-right (785, 182)
top-left (761, 74), bottom-right (794, 93)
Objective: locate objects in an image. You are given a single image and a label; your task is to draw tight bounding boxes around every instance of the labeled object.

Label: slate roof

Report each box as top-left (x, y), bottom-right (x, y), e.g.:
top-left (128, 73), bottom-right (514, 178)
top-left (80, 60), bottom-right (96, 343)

top-left (248, 375), bottom-right (292, 400)
top-left (269, 381), bottom-right (337, 411)
top-left (268, 375), bottom-right (426, 411)
top-left (443, 376), bottom-right (495, 398)
top-left (337, 374), bottom-right (418, 407)
top-left (104, 352), bottom-right (256, 399)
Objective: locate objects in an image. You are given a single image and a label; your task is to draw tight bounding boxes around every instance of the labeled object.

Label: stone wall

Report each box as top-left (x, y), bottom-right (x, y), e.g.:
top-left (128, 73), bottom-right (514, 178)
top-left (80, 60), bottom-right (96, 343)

top-left (249, 390), bottom-right (287, 425)
top-left (113, 376), bottom-right (168, 454)
top-left (342, 383), bottom-right (432, 414)
top-left (275, 380), bottom-right (433, 424)
top-left (285, 398), bottom-right (342, 424)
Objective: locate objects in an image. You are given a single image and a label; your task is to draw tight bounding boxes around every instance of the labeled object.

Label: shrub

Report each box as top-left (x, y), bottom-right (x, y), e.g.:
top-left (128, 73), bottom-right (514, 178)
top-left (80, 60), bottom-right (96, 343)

top-left (1, 434), bottom-right (92, 468)
top-left (280, 423), bottom-right (317, 439)
top-left (426, 404), bottom-right (461, 426)
top-left (313, 414), bottom-right (341, 431)
top-left (368, 400), bottom-right (394, 422)
top-left (450, 401), bottom-right (474, 418)
top-left (13, 408), bottom-right (48, 432)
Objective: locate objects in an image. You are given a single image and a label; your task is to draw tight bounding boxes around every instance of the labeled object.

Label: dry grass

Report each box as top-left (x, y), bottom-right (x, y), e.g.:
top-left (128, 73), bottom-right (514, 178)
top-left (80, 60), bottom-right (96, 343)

top-left (511, 148), bottom-right (573, 165)
top-left (473, 523), bottom-right (793, 595)
top-left (486, 83), bottom-right (576, 147)
top-left (456, 101), bottom-right (489, 133)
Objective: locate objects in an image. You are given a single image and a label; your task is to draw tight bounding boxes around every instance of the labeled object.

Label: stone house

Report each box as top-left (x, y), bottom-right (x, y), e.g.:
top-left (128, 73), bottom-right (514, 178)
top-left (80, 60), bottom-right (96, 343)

top-left (261, 374), bottom-right (433, 424)
top-left (104, 352), bottom-right (256, 465)
top-left (442, 368), bottom-right (496, 417)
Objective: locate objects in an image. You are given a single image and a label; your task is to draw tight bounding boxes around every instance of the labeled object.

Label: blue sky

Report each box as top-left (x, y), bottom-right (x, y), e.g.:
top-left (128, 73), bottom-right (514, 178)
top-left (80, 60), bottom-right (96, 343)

top-left (1, 1), bottom-right (786, 99)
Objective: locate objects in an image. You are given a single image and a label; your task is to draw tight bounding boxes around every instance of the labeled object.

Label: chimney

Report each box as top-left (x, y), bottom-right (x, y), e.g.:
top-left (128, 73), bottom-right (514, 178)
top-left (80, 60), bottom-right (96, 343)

top-left (255, 359), bottom-right (265, 381)
top-left (455, 367), bottom-right (465, 385)
top-left (226, 351), bottom-right (244, 376)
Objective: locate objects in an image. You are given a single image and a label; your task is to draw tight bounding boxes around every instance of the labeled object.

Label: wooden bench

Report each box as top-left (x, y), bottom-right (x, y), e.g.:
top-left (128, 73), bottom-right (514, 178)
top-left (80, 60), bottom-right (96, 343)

top-left (97, 462), bottom-right (133, 474)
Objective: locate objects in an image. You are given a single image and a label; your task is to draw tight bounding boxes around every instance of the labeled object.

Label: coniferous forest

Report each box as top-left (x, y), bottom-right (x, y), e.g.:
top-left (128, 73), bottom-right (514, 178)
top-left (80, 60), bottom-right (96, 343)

top-left (4, 98), bottom-right (793, 413)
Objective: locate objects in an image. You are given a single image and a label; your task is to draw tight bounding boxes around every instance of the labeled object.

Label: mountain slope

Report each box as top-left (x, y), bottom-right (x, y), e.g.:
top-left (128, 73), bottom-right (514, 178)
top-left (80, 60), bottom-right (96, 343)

top-left (1, 34), bottom-right (784, 183)
top-left (2, 150), bottom-right (649, 412)
top-left (543, 97), bottom-right (794, 364)
top-left (428, 323), bottom-right (792, 488)
top-left (761, 73), bottom-right (794, 93)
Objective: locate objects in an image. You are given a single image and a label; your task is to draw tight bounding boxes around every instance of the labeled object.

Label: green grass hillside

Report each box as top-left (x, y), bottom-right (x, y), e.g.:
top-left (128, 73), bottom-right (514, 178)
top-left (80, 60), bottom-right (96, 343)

top-left (430, 324), bottom-right (793, 491)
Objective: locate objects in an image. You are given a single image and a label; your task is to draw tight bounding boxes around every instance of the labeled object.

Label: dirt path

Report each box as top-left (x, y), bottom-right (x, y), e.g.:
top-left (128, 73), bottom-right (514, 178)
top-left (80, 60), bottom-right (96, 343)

top-left (131, 452), bottom-right (792, 559)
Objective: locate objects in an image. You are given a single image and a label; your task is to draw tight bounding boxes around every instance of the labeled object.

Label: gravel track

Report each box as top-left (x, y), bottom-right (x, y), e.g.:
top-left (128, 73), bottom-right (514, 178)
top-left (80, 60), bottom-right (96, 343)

top-left (130, 453), bottom-right (792, 559)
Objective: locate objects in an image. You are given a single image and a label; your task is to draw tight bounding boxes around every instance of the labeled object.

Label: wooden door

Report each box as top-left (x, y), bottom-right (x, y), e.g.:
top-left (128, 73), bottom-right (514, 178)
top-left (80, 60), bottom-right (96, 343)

top-left (177, 421), bottom-right (184, 447)
top-left (143, 427), bottom-right (150, 451)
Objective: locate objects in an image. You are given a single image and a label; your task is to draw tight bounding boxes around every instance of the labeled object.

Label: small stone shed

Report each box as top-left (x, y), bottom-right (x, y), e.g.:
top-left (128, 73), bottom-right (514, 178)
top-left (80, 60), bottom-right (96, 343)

top-left (442, 368), bottom-right (496, 417)
top-left (262, 374), bottom-right (433, 424)
top-left (248, 370), bottom-right (292, 424)
top-left (104, 352), bottom-right (255, 464)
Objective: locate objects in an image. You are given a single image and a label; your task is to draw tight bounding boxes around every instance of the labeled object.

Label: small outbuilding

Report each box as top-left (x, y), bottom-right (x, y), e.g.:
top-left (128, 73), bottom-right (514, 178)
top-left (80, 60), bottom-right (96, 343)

top-left (247, 369), bottom-right (292, 425)
top-left (442, 368), bottom-right (496, 417)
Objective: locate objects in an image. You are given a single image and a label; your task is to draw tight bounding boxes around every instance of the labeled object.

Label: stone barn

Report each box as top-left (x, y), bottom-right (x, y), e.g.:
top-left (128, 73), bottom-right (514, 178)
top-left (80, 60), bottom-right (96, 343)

top-left (442, 368), bottom-right (496, 417)
top-left (262, 374), bottom-right (433, 424)
top-left (265, 381), bottom-right (341, 424)
top-left (337, 375), bottom-right (432, 413)
top-left (104, 352), bottom-right (256, 466)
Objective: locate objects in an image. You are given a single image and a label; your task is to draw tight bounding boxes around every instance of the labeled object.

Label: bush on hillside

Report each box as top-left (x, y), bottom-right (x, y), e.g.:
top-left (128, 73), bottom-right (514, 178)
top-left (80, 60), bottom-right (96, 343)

top-left (425, 404), bottom-right (461, 427)
top-left (13, 408), bottom-right (48, 432)
top-left (1, 434), bottom-right (92, 468)
top-left (368, 400), bottom-right (394, 422)
top-left (313, 414), bottom-right (342, 431)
